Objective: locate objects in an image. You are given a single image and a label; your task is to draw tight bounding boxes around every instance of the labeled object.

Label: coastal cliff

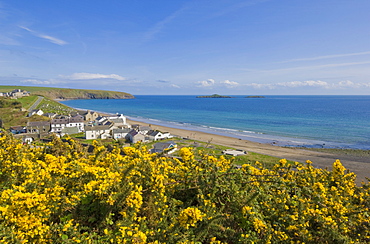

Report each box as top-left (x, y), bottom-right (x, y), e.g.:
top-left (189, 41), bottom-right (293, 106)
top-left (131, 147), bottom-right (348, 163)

top-left (0, 86), bottom-right (134, 100)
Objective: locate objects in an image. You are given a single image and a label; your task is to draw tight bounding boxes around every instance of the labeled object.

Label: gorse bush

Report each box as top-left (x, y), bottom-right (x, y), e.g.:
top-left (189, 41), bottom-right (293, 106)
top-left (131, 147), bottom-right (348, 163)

top-left (0, 133), bottom-right (369, 243)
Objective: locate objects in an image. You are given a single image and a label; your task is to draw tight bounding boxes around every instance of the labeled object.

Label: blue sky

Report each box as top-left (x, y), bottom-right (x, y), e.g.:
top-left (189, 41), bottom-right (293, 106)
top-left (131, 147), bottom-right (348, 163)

top-left (1, 0), bottom-right (370, 95)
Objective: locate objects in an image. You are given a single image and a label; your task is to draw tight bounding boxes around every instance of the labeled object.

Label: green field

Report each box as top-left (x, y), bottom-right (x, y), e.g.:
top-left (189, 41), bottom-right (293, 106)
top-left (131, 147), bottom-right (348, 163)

top-left (0, 85), bottom-right (134, 100)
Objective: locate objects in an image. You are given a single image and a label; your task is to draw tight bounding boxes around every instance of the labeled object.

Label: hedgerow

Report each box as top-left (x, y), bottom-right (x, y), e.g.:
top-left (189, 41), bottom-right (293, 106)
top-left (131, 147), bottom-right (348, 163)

top-left (0, 133), bottom-right (369, 243)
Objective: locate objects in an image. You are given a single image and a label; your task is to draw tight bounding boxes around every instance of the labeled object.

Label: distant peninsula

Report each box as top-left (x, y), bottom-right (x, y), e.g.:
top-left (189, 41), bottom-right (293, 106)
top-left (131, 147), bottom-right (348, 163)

top-left (0, 86), bottom-right (134, 100)
top-left (245, 96), bottom-right (265, 98)
top-left (196, 94), bottom-right (232, 98)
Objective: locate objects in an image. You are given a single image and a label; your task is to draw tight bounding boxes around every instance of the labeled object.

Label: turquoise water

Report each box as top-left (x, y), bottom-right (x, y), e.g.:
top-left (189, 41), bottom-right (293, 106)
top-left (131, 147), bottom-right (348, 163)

top-left (61, 95), bottom-right (370, 149)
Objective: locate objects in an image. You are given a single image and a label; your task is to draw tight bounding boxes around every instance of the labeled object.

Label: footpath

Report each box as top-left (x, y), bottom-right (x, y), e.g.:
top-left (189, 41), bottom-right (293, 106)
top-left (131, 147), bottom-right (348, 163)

top-left (28, 96), bottom-right (44, 112)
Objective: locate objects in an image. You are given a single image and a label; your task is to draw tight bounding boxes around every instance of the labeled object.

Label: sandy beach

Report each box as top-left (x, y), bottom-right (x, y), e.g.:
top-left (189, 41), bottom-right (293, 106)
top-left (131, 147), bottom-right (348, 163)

top-left (127, 118), bottom-right (370, 184)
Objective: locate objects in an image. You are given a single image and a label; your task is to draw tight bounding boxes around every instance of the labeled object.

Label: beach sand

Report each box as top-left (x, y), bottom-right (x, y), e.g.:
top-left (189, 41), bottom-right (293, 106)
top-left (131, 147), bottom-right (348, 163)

top-left (127, 119), bottom-right (370, 184)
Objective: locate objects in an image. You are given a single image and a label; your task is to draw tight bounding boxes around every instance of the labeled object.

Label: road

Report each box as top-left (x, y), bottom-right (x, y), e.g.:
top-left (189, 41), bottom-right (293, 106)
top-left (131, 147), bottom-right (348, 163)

top-left (28, 96), bottom-right (44, 112)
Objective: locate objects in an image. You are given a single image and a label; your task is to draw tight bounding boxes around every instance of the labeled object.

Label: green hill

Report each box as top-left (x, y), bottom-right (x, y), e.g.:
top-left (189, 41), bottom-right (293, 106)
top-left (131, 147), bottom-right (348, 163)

top-left (0, 86), bottom-right (134, 100)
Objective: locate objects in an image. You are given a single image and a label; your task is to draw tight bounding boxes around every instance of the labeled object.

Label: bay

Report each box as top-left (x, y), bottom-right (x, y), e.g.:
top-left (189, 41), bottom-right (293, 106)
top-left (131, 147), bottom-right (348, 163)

top-left (61, 95), bottom-right (370, 150)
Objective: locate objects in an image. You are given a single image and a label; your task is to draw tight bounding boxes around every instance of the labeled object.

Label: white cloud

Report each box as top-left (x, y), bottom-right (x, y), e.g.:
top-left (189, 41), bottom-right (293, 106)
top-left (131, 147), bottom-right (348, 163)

top-left (245, 83), bottom-right (275, 89)
top-left (20, 79), bottom-right (58, 85)
top-left (243, 80), bottom-right (370, 90)
top-left (66, 73), bottom-right (126, 81)
top-left (19, 26), bottom-right (68, 45)
top-left (277, 80), bottom-right (329, 88)
top-left (196, 79), bottom-right (215, 87)
top-left (336, 80), bottom-right (358, 88)
top-left (333, 80), bottom-right (370, 89)
top-left (170, 84), bottom-right (181, 88)
top-left (221, 80), bottom-right (239, 87)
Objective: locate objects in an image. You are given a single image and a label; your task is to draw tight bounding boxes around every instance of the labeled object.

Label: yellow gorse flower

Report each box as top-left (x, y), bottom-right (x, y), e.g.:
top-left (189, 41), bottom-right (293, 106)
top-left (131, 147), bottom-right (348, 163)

top-left (178, 207), bottom-right (206, 229)
top-left (0, 134), bottom-right (369, 243)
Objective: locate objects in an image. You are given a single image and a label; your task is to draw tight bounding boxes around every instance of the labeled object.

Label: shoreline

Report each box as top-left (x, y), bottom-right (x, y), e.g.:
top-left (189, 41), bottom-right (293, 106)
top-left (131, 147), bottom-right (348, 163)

top-left (126, 118), bottom-right (370, 184)
top-left (68, 104), bottom-right (370, 184)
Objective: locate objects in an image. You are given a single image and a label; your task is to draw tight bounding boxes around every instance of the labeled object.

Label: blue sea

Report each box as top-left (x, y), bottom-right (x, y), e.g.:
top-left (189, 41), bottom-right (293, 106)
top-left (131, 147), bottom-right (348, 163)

top-left (61, 95), bottom-right (370, 150)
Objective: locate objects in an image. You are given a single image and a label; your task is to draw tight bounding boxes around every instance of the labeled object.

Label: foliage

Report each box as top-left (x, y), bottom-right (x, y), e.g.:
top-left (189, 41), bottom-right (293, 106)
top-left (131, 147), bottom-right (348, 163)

top-left (0, 108), bottom-right (28, 128)
top-left (16, 95), bottom-right (39, 110)
top-left (0, 133), bottom-right (369, 243)
top-left (0, 97), bottom-right (22, 109)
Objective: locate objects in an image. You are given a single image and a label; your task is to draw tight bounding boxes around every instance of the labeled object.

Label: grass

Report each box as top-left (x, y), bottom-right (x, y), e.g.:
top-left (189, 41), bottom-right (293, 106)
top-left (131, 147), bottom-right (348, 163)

top-left (0, 85), bottom-right (134, 99)
top-left (0, 108), bottom-right (28, 128)
top-left (17, 96), bottom-right (39, 110)
top-left (151, 138), bottom-right (292, 168)
top-left (36, 97), bottom-right (76, 115)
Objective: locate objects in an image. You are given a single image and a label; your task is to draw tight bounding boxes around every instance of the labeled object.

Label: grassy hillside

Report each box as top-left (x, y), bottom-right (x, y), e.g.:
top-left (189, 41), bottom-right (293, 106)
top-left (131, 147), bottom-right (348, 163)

top-left (0, 95), bottom-right (77, 128)
top-left (0, 86), bottom-right (134, 100)
top-left (36, 96), bottom-right (76, 114)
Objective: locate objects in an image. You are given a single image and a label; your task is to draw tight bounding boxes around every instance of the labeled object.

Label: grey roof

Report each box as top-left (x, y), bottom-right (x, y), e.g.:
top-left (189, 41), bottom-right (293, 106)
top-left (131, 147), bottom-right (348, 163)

top-left (27, 121), bottom-right (51, 127)
top-left (128, 129), bottom-right (138, 136)
top-left (147, 130), bottom-right (161, 136)
top-left (110, 118), bottom-right (125, 124)
top-left (81, 110), bottom-right (98, 115)
top-left (153, 141), bottom-right (176, 150)
top-left (43, 113), bottom-right (56, 117)
top-left (138, 126), bottom-right (151, 131)
top-left (112, 128), bottom-right (131, 134)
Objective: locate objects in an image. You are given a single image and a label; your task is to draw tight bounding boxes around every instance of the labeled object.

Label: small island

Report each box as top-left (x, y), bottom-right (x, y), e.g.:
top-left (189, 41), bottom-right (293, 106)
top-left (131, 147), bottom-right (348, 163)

top-left (196, 94), bottom-right (232, 98)
top-left (245, 96), bottom-right (265, 98)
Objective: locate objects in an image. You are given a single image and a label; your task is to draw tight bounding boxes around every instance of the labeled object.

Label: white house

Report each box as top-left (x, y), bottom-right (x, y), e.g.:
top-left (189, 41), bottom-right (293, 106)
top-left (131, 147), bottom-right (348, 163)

top-left (85, 125), bottom-right (112, 140)
top-left (95, 116), bottom-right (107, 124)
top-left (131, 125), bottom-right (152, 135)
top-left (28, 109), bottom-right (44, 117)
top-left (108, 114), bottom-right (127, 126)
top-left (146, 130), bottom-right (172, 141)
top-left (68, 115), bottom-right (85, 132)
top-left (111, 128), bottom-right (131, 140)
top-left (51, 115), bottom-right (84, 133)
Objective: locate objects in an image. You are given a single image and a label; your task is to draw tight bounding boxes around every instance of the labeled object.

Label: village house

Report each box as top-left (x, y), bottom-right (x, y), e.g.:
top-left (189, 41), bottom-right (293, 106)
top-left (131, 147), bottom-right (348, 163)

top-left (51, 115), bottom-right (84, 133)
top-left (28, 109), bottom-right (44, 117)
top-left (9, 126), bottom-right (26, 134)
top-left (43, 113), bottom-right (57, 118)
top-left (95, 116), bottom-right (107, 124)
top-left (22, 135), bottom-right (34, 144)
top-left (26, 121), bottom-right (51, 134)
top-left (10, 89), bottom-right (30, 99)
top-left (107, 114), bottom-right (127, 127)
top-left (127, 129), bottom-right (146, 143)
top-left (85, 125), bottom-right (112, 140)
top-left (69, 114), bottom-right (85, 131)
top-left (131, 125), bottom-right (152, 135)
top-left (0, 89), bottom-right (28, 98)
top-left (150, 141), bottom-right (177, 154)
top-left (111, 128), bottom-right (131, 140)
top-left (82, 110), bottom-right (99, 122)
top-left (50, 115), bottom-right (69, 133)
top-left (146, 130), bottom-right (172, 141)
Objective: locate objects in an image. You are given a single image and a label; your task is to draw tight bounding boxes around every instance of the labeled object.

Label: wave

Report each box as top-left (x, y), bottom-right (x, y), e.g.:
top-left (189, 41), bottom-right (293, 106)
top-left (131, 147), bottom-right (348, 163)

top-left (61, 98), bottom-right (370, 150)
top-left (125, 115), bottom-right (359, 149)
